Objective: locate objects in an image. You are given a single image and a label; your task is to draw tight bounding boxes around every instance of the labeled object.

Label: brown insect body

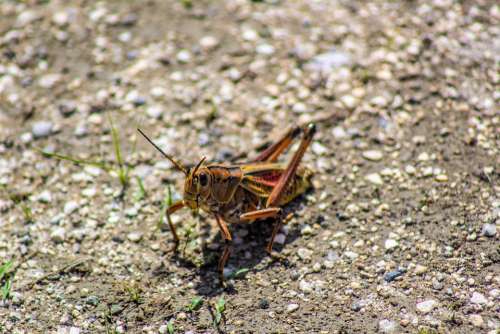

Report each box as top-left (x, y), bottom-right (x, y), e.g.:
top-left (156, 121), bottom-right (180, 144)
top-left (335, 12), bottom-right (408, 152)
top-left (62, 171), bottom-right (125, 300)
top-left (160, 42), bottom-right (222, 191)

top-left (138, 123), bottom-right (316, 284)
top-left (185, 163), bottom-right (312, 224)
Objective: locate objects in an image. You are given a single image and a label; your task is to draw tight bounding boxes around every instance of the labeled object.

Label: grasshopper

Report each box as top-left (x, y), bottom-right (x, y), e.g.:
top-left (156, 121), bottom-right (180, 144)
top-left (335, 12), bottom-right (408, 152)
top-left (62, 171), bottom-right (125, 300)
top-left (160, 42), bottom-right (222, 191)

top-left (138, 123), bottom-right (316, 283)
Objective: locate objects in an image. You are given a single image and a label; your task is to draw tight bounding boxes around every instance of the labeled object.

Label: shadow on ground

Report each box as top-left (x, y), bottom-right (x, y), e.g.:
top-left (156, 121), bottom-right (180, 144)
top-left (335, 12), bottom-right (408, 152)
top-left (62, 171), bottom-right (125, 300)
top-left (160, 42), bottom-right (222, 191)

top-left (149, 195), bottom-right (311, 297)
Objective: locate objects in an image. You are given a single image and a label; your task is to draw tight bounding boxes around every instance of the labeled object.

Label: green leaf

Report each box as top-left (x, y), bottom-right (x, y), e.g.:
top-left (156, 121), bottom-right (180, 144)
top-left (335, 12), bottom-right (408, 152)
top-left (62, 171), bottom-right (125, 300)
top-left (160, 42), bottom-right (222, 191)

top-left (0, 261), bottom-right (13, 281)
top-left (186, 296), bottom-right (203, 312)
top-left (215, 296), bottom-right (225, 313)
top-left (167, 319), bottom-right (174, 334)
top-left (214, 296), bottom-right (225, 325)
top-left (230, 268), bottom-right (249, 279)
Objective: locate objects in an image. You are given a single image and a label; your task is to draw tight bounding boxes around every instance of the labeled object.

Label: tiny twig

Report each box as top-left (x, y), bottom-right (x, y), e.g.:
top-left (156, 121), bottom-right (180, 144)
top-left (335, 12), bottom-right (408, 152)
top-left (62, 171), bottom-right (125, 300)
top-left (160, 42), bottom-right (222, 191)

top-left (22, 258), bottom-right (90, 289)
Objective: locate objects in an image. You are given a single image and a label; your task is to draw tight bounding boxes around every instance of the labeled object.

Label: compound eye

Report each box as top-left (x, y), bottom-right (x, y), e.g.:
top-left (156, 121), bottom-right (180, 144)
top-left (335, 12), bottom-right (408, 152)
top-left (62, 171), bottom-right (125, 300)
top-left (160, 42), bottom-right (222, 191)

top-left (199, 173), bottom-right (208, 186)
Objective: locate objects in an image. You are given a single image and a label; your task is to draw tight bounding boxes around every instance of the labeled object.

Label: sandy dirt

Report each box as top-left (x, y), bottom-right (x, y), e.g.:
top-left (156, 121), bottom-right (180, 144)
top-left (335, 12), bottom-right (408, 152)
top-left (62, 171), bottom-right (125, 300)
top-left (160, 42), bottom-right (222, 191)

top-left (0, 0), bottom-right (499, 333)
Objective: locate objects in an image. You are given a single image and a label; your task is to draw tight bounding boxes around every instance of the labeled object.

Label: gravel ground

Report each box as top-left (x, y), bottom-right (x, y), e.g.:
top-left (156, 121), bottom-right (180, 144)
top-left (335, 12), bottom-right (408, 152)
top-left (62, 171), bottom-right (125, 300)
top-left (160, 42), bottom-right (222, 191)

top-left (0, 0), bottom-right (499, 333)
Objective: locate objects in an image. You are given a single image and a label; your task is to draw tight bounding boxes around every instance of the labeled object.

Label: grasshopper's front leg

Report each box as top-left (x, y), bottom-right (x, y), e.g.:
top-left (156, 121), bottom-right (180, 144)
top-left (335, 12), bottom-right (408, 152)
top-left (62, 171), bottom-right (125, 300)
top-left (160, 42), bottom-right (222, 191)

top-left (166, 200), bottom-right (185, 252)
top-left (214, 214), bottom-right (233, 286)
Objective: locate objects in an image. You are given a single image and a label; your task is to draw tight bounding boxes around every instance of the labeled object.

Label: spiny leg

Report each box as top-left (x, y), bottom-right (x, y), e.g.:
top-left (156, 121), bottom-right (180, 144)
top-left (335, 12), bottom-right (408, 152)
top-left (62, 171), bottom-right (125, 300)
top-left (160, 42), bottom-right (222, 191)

top-left (266, 216), bottom-right (283, 254)
top-left (166, 200), bottom-right (185, 252)
top-left (266, 123), bottom-right (316, 208)
top-left (252, 126), bottom-right (302, 162)
top-left (265, 123), bottom-right (316, 252)
top-left (214, 214), bottom-right (233, 285)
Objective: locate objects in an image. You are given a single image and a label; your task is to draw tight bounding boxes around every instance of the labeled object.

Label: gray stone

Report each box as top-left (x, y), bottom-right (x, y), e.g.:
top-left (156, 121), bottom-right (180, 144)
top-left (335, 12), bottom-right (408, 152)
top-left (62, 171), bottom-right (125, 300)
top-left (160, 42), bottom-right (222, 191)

top-left (469, 314), bottom-right (484, 327)
top-left (362, 150), bottom-right (384, 161)
top-left (481, 223), bottom-right (496, 237)
top-left (286, 303), bottom-right (299, 313)
top-left (378, 319), bottom-right (398, 333)
top-left (299, 280), bottom-right (313, 293)
top-left (297, 248), bottom-right (313, 261)
top-left (365, 173), bottom-right (384, 185)
top-left (384, 239), bottom-right (399, 250)
top-left (146, 105), bottom-right (164, 119)
top-left (416, 300), bottom-right (437, 314)
top-left (51, 227), bottom-right (66, 243)
top-left (306, 49), bottom-right (351, 74)
top-left (470, 292), bottom-right (487, 305)
top-left (199, 36), bottom-right (219, 51)
top-left (32, 121), bottom-right (53, 138)
top-left (127, 232), bottom-right (143, 242)
top-left (64, 201), bottom-right (79, 215)
top-left (39, 74), bottom-right (62, 89)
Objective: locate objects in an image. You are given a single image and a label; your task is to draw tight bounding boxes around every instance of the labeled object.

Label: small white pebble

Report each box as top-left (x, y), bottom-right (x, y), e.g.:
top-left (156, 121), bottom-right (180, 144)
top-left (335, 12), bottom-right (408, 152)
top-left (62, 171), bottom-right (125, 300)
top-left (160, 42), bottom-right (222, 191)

top-left (416, 300), bottom-right (437, 314)
top-left (481, 223), bottom-right (496, 237)
top-left (299, 280), bottom-right (313, 293)
top-left (38, 190), bottom-right (52, 203)
top-left (365, 173), bottom-right (384, 185)
top-left (256, 44), bottom-right (275, 55)
top-left (344, 251), bottom-right (359, 260)
top-left (50, 227), bottom-right (66, 243)
top-left (362, 150), bottom-right (383, 161)
top-left (469, 314), bottom-right (484, 327)
top-left (32, 121), bottom-right (53, 138)
top-left (64, 201), bottom-right (79, 215)
top-left (127, 232), bottom-right (142, 242)
top-left (300, 225), bottom-right (313, 235)
top-left (470, 292), bottom-right (487, 305)
top-left (297, 248), bottom-right (313, 261)
top-left (176, 50), bottom-right (191, 63)
top-left (199, 35), bottom-right (219, 51)
top-left (435, 174), bottom-right (448, 182)
top-left (311, 142), bottom-right (328, 156)
top-left (385, 239), bottom-right (399, 250)
top-left (274, 233), bottom-right (286, 245)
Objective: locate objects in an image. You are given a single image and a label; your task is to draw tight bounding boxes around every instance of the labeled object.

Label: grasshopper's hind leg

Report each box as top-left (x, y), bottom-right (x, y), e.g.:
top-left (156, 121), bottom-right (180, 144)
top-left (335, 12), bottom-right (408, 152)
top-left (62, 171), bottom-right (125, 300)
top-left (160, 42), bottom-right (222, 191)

top-left (252, 126), bottom-right (302, 162)
top-left (241, 124), bottom-right (316, 253)
top-left (265, 123), bottom-right (316, 252)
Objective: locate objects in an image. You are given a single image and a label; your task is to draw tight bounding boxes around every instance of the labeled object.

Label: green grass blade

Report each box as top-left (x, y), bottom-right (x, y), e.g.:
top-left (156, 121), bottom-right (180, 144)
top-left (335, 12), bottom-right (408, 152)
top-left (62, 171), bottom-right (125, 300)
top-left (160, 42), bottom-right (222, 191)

top-left (166, 184), bottom-right (172, 206)
top-left (0, 261), bottom-right (13, 281)
top-left (167, 319), bottom-right (174, 334)
top-left (230, 268), bottom-right (250, 279)
top-left (109, 116), bottom-right (124, 168)
top-left (134, 176), bottom-right (146, 201)
top-left (1, 278), bottom-right (11, 300)
top-left (36, 148), bottom-right (109, 171)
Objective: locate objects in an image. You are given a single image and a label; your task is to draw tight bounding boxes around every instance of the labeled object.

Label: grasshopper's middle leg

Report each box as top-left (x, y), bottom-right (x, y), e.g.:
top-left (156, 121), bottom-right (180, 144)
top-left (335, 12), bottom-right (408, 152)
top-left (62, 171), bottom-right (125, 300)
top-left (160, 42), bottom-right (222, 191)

top-left (166, 200), bottom-right (185, 252)
top-left (214, 214), bottom-right (233, 284)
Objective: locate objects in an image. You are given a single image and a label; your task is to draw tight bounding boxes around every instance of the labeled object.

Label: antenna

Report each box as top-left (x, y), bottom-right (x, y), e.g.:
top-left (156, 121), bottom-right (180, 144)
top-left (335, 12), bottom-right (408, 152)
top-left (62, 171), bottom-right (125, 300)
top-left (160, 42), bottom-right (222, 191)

top-left (192, 156), bottom-right (206, 175)
top-left (137, 128), bottom-right (188, 175)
